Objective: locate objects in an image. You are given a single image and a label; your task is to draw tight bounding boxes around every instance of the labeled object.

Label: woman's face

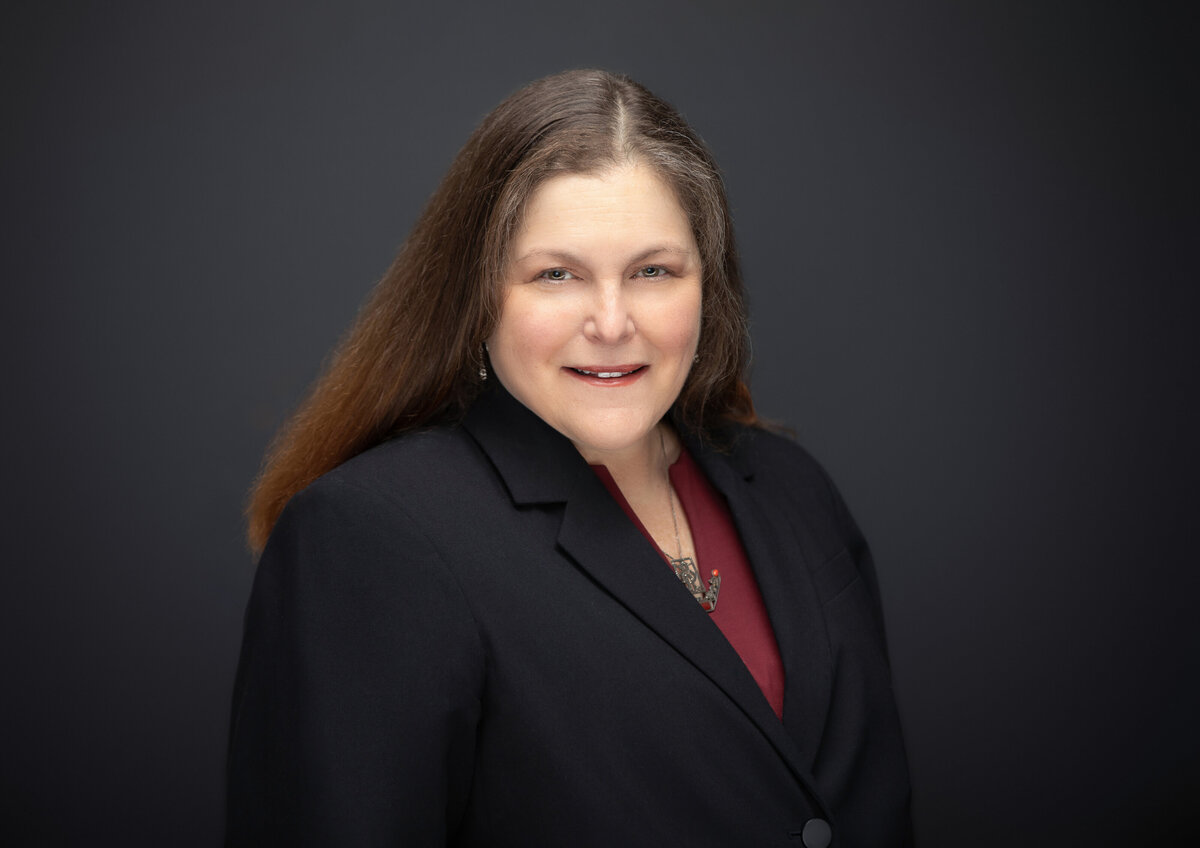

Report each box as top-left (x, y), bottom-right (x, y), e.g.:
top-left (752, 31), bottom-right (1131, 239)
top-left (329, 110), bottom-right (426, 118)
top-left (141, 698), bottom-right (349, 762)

top-left (488, 162), bottom-right (702, 465)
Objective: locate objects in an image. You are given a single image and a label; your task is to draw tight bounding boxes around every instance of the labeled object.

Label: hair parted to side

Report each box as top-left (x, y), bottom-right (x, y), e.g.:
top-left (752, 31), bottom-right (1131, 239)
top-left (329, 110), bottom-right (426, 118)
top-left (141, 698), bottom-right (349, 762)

top-left (247, 68), bottom-right (758, 552)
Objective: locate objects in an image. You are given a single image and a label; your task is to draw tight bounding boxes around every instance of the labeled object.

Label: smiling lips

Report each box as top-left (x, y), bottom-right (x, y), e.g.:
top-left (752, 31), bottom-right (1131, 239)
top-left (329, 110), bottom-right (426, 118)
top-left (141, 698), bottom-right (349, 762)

top-left (565, 365), bottom-right (648, 385)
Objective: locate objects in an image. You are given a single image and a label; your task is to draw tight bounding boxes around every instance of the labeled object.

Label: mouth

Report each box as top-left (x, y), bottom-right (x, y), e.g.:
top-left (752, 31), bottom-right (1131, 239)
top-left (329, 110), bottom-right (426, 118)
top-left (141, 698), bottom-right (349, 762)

top-left (564, 364), bottom-right (648, 385)
top-left (568, 366), bottom-right (646, 379)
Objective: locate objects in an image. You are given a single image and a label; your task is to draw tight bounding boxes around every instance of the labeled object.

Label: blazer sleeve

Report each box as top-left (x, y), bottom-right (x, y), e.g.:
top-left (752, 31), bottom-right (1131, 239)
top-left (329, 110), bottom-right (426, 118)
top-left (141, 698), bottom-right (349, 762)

top-left (226, 478), bottom-right (486, 846)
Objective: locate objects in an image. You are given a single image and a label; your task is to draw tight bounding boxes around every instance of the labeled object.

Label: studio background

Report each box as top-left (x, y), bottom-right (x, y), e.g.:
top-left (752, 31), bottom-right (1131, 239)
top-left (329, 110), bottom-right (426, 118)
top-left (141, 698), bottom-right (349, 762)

top-left (3, 1), bottom-right (1195, 845)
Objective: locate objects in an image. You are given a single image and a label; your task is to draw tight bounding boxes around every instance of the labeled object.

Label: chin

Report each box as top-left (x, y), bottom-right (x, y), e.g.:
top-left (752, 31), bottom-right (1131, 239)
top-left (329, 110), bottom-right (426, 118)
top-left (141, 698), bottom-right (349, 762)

top-left (573, 417), bottom-right (667, 456)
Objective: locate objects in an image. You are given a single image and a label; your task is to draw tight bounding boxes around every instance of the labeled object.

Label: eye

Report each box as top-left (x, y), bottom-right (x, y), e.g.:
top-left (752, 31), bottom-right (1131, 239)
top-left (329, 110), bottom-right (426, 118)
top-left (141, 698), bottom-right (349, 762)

top-left (635, 265), bottom-right (669, 278)
top-left (538, 268), bottom-right (574, 282)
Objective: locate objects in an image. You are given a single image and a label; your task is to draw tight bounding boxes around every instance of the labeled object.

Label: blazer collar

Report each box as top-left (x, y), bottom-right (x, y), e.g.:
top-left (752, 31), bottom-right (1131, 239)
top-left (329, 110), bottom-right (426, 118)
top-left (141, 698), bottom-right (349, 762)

top-left (460, 379), bottom-right (585, 504)
top-left (462, 382), bottom-right (830, 804)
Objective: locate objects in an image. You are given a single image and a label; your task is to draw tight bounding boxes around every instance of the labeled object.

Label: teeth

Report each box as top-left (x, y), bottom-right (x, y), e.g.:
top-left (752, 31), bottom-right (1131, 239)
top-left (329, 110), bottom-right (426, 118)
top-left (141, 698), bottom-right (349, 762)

top-left (576, 368), bottom-right (635, 378)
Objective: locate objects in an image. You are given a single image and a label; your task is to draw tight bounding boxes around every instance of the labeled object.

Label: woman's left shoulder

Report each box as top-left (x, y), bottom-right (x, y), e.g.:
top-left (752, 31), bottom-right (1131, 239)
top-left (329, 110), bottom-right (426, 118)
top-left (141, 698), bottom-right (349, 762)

top-left (723, 424), bottom-right (839, 491)
top-left (713, 423), bottom-right (863, 542)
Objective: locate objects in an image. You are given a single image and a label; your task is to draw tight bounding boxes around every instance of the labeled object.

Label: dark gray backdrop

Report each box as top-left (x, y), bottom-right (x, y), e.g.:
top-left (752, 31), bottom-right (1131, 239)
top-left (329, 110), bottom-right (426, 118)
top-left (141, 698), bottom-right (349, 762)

top-left (3, 1), bottom-right (1196, 845)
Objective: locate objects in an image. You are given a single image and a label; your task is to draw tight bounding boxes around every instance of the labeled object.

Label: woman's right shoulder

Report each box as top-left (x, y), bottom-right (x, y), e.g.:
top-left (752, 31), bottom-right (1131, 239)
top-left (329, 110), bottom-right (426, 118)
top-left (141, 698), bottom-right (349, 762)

top-left (270, 423), bottom-right (496, 552)
top-left (319, 424), bottom-right (481, 495)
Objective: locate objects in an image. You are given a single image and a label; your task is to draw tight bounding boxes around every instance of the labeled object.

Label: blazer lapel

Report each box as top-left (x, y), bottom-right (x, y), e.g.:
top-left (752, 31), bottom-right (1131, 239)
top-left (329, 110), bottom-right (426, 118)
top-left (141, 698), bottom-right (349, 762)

top-left (556, 479), bottom-right (822, 782)
top-left (462, 383), bottom-right (822, 788)
top-left (684, 431), bottom-right (835, 767)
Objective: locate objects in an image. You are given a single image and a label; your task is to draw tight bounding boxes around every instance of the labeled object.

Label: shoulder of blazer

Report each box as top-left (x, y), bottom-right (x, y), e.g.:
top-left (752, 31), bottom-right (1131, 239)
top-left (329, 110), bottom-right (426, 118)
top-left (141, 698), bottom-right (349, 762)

top-left (688, 424), bottom-right (859, 546)
top-left (691, 424), bottom-right (849, 518)
top-left (257, 425), bottom-right (507, 580)
top-left (720, 424), bottom-right (831, 484)
top-left (314, 425), bottom-right (485, 496)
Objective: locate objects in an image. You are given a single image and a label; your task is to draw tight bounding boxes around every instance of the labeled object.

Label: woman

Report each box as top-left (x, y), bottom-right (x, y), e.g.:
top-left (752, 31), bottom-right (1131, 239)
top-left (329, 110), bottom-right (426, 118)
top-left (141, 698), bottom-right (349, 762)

top-left (227, 70), bottom-right (912, 847)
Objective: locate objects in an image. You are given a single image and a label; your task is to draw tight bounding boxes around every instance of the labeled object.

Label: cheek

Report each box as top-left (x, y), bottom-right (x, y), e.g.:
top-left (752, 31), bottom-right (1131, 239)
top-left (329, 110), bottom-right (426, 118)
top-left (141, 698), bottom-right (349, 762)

top-left (491, 294), bottom-right (573, 373)
top-left (658, 293), bottom-right (703, 356)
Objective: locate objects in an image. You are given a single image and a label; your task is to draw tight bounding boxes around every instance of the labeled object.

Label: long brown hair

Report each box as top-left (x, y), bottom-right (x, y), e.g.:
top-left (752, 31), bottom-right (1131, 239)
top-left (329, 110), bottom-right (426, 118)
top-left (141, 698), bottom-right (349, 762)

top-left (247, 69), bottom-right (757, 552)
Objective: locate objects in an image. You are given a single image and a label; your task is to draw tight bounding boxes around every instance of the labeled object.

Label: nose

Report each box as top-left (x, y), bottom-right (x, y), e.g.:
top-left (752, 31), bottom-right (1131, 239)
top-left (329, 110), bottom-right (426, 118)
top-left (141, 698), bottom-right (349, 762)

top-left (583, 281), bottom-right (636, 344)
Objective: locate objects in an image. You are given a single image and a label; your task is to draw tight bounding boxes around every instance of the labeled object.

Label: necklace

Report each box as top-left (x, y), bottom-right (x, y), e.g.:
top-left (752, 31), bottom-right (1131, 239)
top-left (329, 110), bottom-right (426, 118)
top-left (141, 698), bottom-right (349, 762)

top-left (659, 428), bottom-right (721, 613)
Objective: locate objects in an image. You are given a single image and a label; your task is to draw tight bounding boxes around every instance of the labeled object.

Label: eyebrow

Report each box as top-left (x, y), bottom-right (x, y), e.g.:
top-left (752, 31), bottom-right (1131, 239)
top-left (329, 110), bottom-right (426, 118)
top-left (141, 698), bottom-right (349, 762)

top-left (512, 245), bottom-right (696, 266)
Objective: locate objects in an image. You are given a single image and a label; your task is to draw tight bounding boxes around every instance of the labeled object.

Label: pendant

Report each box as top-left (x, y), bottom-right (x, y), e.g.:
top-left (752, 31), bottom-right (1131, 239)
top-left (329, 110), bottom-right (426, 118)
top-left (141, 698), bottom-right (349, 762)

top-left (669, 555), bottom-right (721, 613)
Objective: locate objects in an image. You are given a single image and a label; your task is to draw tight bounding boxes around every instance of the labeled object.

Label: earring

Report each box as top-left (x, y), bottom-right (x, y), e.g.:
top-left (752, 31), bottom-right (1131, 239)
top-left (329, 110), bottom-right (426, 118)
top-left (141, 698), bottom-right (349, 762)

top-left (693, 354), bottom-right (700, 364)
top-left (479, 344), bottom-right (488, 381)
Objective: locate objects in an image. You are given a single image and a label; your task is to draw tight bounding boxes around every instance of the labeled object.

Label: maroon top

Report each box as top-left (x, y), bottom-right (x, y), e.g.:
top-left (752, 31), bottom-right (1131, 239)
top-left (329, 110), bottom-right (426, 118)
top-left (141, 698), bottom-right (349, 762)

top-left (590, 448), bottom-right (786, 719)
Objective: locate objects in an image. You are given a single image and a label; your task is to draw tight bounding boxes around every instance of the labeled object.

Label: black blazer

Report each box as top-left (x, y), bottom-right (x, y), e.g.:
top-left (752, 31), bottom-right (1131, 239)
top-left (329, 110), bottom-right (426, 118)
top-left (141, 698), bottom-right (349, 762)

top-left (226, 382), bottom-right (913, 847)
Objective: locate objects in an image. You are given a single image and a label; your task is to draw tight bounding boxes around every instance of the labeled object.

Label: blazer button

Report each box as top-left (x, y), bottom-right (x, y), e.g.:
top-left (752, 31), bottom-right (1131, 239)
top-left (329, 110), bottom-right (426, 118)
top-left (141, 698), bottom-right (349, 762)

top-left (802, 818), bottom-right (832, 848)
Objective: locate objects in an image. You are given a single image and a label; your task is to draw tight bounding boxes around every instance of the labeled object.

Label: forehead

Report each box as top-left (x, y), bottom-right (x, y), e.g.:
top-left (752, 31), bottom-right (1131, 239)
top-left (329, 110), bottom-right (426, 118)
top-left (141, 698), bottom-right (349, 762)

top-left (509, 164), bottom-right (696, 259)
